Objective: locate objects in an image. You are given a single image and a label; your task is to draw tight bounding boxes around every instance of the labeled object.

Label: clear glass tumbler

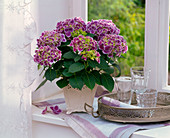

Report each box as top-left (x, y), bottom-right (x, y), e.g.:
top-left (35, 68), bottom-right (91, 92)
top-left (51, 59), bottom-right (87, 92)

top-left (115, 76), bottom-right (132, 104)
top-left (130, 66), bottom-right (151, 94)
top-left (136, 89), bottom-right (158, 107)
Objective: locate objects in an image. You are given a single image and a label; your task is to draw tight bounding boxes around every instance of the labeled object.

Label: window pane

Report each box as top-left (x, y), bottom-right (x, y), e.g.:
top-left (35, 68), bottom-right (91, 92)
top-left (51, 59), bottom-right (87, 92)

top-left (168, 2), bottom-right (170, 85)
top-left (88, 0), bottom-right (145, 76)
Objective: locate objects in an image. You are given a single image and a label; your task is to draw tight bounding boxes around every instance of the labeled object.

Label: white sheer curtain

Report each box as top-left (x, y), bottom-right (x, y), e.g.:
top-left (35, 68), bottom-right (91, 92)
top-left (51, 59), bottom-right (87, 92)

top-left (0, 0), bottom-right (87, 137)
top-left (0, 0), bottom-right (37, 137)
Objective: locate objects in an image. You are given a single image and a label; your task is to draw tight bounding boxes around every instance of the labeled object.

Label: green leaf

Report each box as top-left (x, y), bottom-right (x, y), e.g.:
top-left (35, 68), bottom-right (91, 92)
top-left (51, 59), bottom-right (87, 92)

top-left (56, 79), bottom-right (69, 88)
top-left (68, 62), bottom-right (85, 73)
top-left (58, 45), bottom-right (71, 53)
top-left (120, 55), bottom-right (125, 59)
top-left (104, 66), bottom-right (114, 74)
top-left (34, 79), bottom-right (47, 92)
top-left (88, 60), bottom-right (97, 68)
top-left (82, 72), bottom-right (95, 90)
top-left (91, 70), bottom-right (101, 85)
top-left (63, 51), bottom-right (77, 59)
top-left (101, 73), bottom-right (114, 92)
top-left (53, 60), bottom-right (63, 70)
top-left (97, 56), bottom-right (109, 69)
top-left (38, 64), bottom-right (42, 70)
top-left (69, 76), bottom-right (84, 90)
top-left (74, 55), bottom-right (81, 62)
top-left (112, 63), bottom-right (121, 77)
top-left (86, 33), bottom-right (96, 38)
top-left (62, 69), bottom-right (73, 77)
top-left (56, 69), bottom-right (63, 78)
top-left (61, 40), bottom-right (71, 46)
top-left (63, 60), bottom-right (74, 68)
top-left (45, 68), bottom-right (57, 81)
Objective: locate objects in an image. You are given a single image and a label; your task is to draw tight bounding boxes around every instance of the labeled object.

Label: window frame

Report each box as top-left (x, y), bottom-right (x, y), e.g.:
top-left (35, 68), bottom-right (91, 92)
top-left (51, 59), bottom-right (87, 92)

top-left (145, 0), bottom-right (170, 92)
top-left (69, 0), bottom-right (88, 22)
top-left (70, 0), bottom-right (170, 92)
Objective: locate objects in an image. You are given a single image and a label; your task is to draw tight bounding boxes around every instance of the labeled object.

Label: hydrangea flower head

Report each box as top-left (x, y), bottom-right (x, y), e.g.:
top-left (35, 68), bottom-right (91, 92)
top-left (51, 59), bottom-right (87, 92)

top-left (56, 17), bottom-right (86, 38)
top-left (87, 19), bottom-right (120, 40)
top-left (69, 35), bottom-right (100, 63)
top-left (71, 28), bottom-right (87, 37)
top-left (98, 34), bottom-right (128, 57)
top-left (37, 31), bottom-right (66, 48)
top-left (34, 46), bottom-right (62, 67)
top-left (81, 50), bottom-right (101, 63)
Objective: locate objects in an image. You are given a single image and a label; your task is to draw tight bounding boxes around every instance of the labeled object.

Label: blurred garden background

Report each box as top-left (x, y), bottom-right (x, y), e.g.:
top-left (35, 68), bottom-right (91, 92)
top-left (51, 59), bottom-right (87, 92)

top-left (88, 0), bottom-right (145, 76)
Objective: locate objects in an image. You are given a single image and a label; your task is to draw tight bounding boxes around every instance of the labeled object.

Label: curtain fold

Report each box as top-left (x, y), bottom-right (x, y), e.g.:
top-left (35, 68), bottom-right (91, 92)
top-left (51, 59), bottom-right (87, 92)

top-left (0, 0), bottom-right (37, 137)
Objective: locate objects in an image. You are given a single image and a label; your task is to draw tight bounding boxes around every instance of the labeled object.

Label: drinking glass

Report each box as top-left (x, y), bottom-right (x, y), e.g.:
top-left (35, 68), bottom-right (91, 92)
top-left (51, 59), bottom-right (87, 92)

top-left (115, 76), bottom-right (132, 104)
top-left (136, 89), bottom-right (158, 107)
top-left (130, 66), bottom-right (151, 94)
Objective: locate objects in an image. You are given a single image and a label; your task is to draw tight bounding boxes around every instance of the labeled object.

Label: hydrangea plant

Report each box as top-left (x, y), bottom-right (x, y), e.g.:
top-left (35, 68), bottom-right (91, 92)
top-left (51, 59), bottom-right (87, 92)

top-left (34, 17), bottom-right (128, 92)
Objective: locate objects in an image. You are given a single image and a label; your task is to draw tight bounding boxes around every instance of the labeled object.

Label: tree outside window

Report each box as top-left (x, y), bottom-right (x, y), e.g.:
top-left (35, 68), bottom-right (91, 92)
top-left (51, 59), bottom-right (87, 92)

top-left (88, 0), bottom-right (145, 75)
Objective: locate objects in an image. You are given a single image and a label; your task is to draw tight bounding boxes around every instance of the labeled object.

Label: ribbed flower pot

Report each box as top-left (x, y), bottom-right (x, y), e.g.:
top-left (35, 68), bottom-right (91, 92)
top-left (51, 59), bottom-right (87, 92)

top-left (63, 85), bottom-right (97, 114)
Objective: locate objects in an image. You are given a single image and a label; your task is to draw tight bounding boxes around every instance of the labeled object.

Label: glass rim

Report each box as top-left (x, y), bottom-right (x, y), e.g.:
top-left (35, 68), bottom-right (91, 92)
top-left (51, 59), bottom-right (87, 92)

top-left (130, 66), bottom-right (151, 73)
top-left (137, 89), bottom-right (157, 94)
top-left (115, 76), bottom-right (131, 82)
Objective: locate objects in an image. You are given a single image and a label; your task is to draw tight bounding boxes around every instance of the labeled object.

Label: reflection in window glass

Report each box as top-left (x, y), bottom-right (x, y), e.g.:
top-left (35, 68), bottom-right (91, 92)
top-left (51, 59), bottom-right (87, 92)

top-left (88, 0), bottom-right (145, 76)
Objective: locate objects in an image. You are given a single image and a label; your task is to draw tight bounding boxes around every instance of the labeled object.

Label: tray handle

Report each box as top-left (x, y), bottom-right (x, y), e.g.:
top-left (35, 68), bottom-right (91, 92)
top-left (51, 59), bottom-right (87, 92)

top-left (84, 103), bottom-right (100, 118)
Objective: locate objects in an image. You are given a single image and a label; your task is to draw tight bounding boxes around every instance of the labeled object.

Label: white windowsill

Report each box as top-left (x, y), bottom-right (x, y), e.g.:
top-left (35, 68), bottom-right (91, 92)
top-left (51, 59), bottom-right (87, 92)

top-left (32, 90), bottom-right (68, 127)
top-left (32, 93), bottom-right (170, 138)
top-left (32, 105), bottom-right (68, 127)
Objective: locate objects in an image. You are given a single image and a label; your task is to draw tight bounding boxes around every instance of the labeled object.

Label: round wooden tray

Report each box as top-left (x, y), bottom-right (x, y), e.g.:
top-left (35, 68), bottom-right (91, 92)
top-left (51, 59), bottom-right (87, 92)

top-left (97, 92), bottom-right (170, 123)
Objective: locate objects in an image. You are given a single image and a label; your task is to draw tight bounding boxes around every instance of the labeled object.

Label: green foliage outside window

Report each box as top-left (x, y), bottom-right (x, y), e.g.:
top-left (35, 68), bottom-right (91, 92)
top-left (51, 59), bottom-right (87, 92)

top-left (88, 0), bottom-right (145, 75)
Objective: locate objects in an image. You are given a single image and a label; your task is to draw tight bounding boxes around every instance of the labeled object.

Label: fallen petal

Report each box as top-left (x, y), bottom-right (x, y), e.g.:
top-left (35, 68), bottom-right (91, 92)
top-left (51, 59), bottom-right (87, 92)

top-left (42, 107), bottom-right (47, 114)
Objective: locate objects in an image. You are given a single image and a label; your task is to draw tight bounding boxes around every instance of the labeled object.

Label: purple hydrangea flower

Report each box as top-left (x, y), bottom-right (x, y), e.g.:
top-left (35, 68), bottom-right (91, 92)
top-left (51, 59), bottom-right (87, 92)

top-left (50, 105), bottom-right (62, 114)
top-left (34, 46), bottom-right (62, 67)
top-left (98, 34), bottom-right (128, 57)
top-left (87, 19), bottom-right (120, 40)
top-left (70, 35), bottom-right (98, 52)
top-left (81, 50), bottom-right (101, 63)
top-left (69, 35), bottom-right (100, 63)
top-left (37, 31), bottom-right (66, 48)
top-left (56, 17), bottom-right (86, 38)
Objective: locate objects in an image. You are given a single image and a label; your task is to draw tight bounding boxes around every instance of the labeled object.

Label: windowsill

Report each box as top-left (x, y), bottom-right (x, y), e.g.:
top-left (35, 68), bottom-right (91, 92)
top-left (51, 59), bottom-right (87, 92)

top-left (162, 85), bottom-right (170, 92)
top-left (32, 90), bottom-right (68, 127)
top-left (32, 93), bottom-right (170, 138)
top-left (32, 105), bottom-right (68, 127)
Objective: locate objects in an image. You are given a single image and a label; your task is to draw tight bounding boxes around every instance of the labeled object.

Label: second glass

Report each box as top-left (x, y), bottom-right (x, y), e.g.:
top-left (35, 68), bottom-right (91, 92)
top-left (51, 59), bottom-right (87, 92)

top-left (136, 89), bottom-right (158, 107)
top-left (130, 66), bottom-right (151, 93)
top-left (115, 76), bottom-right (132, 104)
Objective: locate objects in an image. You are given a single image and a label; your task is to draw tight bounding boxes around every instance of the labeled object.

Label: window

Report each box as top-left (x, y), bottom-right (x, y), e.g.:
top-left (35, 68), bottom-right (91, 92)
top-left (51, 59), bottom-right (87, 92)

top-left (145, 0), bottom-right (170, 92)
top-left (88, 0), bottom-right (145, 76)
top-left (88, 0), bottom-right (170, 92)
top-left (168, 2), bottom-right (170, 85)
top-left (32, 0), bottom-right (170, 102)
